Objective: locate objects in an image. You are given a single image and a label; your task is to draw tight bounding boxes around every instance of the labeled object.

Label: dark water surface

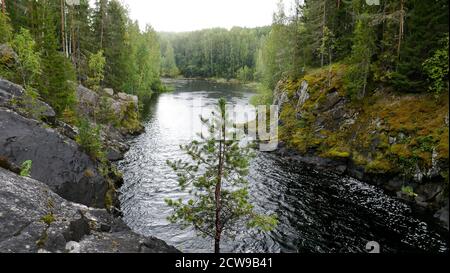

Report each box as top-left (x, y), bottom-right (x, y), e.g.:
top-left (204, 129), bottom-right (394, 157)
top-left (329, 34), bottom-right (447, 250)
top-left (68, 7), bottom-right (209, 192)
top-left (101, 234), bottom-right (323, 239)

top-left (118, 79), bottom-right (448, 253)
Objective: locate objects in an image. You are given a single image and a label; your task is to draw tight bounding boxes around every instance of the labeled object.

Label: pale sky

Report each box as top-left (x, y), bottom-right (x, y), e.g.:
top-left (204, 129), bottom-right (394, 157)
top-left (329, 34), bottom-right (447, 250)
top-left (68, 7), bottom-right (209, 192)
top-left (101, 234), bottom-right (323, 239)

top-left (117, 0), bottom-right (296, 32)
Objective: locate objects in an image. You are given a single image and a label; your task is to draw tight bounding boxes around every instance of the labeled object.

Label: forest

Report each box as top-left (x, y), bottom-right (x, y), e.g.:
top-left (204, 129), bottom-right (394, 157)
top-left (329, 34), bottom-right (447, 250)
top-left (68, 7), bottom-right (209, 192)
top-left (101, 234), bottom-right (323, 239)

top-left (163, 0), bottom-right (448, 98)
top-left (257, 0), bottom-right (449, 97)
top-left (160, 27), bottom-right (269, 80)
top-left (0, 0), bottom-right (449, 256)
top-left (1, 0), bottom-right (162, 117)
top-left (3, 0), bottom-right (447, 107)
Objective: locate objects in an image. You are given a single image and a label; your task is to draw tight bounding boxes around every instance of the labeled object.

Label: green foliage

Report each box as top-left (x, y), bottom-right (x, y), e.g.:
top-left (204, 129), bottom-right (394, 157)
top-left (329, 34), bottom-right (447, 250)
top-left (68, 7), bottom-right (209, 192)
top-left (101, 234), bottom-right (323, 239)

top-left (160, 39), bottom-right (179, 77)
top-left (87, 50), bottom-right (106, 92)
top-left (423, 35), bottom-right (449, 96)
top-left (120, 102), bottom-right (142, 134)
top-left (39, 52), bottom-right (77, 116)
top-left (162, 26), bottom-right (269, 80)
top-left (75, 119), bottom-right (105, 161)
top-left (401, 186), bottom-right (418, 198)
top-left (20, 160), bottom-right (32, 177)
top-left (166, 98), bottom-right (277, 252)
top-left (10, 28), bottom-right (41, 87)
top-left (345, 15), bottom-right (376, 100)
top-left (0, 12), bottom-right (12, 43)
top-left (41, 213), bottom-right (55, 225)
top-left (394, 0), bottom-right (449, 92)
top-left (19, 86), bottom-right (47, 120)
top-left (236, 66), bottom-right (254, 83)
top-left (96, 96), bottom-right (116, 125)
top-left (250, 83), bottom-right (273, 106)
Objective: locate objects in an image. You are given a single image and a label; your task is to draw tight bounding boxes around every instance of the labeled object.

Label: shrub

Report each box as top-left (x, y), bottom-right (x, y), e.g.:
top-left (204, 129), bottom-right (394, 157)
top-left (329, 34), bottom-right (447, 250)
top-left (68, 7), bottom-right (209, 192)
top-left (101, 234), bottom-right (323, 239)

top-left (20, 160), bottom-right (32, 177)
top-left (401, 186), bottom-right (418, 198)
top-left (86, 50), bottom-right (106, 92)
top-left (423, 35), bottom-right (449, 96)
top-left (237, 66), bottom-right (254, 83)
top-left (0, 12), bottom-right (12, 43)
top-left (75, 119), bottom-right (105, 161)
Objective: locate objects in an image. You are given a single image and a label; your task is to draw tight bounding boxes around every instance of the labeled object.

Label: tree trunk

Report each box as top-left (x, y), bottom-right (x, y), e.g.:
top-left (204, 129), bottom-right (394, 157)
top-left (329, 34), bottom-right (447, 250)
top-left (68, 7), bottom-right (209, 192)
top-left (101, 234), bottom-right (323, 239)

top-left (1, 0), bottom-right (5, 14)
top-left (214, 139), bottom-right (223, 253)
top-left (61, 0), bottom-right (66, 55)
top-left (397, 0), bottom-right (405, 58)
top-left (320, 0), bottom-right (327, 67)
top-left (214, 115), bottom-right (226, 253)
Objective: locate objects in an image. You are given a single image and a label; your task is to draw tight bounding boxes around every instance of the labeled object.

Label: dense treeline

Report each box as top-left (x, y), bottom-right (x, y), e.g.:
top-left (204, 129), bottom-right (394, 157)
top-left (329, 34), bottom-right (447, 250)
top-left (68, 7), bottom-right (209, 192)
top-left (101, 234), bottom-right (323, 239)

top-left (0, 0), bottom-right (162, 116)
top-left (257, 0), bottom-right (449, 98)
top-left (160, 27), bottom-right (270, 81)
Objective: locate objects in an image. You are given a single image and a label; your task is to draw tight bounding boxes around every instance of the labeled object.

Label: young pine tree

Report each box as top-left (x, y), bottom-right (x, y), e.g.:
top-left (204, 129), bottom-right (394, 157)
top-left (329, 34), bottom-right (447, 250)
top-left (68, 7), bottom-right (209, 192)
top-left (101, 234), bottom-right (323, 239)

top-left (345, 15), bottom-right (376, 99)
top-left (0, 11), bottom-right (12, 43)
top-left (166, 98), bottom-right (277, 253)
top-left (86, 50), bottom-right (106, 92)
top-left (37, 2), bottom-right (77, 116)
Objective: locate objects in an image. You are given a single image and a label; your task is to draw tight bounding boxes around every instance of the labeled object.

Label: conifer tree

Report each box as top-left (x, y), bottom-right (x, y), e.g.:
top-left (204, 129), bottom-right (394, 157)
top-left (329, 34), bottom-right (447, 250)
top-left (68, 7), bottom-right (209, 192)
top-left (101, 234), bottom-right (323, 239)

top-left (166, 98), bottom-right (277, 253)
top-left (345, 14), bottom-right (376, 99)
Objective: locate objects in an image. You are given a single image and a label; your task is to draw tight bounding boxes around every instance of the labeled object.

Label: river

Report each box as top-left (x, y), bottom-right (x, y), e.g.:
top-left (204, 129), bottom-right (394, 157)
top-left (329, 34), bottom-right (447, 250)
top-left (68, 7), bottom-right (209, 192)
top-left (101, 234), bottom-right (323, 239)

top-left (117, 79), bottom-right (448, 253)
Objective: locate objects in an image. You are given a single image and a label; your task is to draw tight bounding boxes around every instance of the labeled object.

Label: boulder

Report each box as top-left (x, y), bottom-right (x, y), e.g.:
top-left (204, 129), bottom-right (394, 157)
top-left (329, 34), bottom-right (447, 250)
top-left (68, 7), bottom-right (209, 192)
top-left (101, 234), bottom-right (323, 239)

top-left (0, 167), bottom-right (180, 253)
top-left (117, 92), bottom-right (138, 104)
top-left (76, 84), bottom-right (99, 117)
top-left (0, 107), bottom-right (108, 208)
top-left (103, 88), bottom-right (114, 96)
top-left (106, 147), bottom-right (124, 162)
top-left (0, 78), bottom-right (23, 101)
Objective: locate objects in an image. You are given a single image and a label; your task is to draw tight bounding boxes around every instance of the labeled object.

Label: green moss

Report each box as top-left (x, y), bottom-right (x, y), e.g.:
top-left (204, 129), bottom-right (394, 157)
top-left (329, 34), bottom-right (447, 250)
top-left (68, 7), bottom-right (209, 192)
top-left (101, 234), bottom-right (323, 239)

top-left (36, 230), bottom-right (48, 248)
top-left (41, 213), bottom-right (55, 225)
top-left (84, 168), bottom-right (95, 178)
top-left (322, 148), bottom-right (350, 159)
top-left (352, 152), bottom-right (368, 166)
top-left (390, 144), bottom-right (412, 158)
top-left (437, 128), bottom-right (449, 159)
top-left (277, 63), bottom-right (448, 180)
top-left (366, 158), bottom-right (393, 173)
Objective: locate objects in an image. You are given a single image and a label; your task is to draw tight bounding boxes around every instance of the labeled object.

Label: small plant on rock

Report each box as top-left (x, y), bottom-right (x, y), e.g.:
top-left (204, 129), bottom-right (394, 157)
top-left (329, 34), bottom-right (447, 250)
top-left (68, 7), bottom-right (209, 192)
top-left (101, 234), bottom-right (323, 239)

top-left (20, 160), bottom-right (32, 177)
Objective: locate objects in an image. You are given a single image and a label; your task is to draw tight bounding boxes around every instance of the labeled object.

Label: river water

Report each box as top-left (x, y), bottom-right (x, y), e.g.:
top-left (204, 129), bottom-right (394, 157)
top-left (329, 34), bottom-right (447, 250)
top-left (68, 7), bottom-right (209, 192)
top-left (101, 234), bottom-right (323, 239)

top-left (117, 79), bottom-right (448, 253)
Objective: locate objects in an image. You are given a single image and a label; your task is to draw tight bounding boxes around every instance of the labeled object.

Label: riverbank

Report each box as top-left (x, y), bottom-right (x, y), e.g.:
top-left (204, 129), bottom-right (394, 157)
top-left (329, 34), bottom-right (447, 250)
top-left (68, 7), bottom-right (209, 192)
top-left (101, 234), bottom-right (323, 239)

top-left (162, 76), bottom-right (260, 90)
top-left (117, 79), bottom-right (448, 253)
top-left (0, 77), bottom-right (179, 253)
top-left (273, 64), bottom-right (449, 230)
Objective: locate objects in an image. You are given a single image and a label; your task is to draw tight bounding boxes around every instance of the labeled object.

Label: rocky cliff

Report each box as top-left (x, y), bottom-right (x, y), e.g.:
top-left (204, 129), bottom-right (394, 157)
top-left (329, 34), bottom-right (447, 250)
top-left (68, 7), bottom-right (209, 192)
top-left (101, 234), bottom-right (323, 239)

top-left (0, 77), bottom-right (178, 253)
top-left (0, 168), bottom-right (179, 253)
top-left (274, 64), bottom-right (449, 229)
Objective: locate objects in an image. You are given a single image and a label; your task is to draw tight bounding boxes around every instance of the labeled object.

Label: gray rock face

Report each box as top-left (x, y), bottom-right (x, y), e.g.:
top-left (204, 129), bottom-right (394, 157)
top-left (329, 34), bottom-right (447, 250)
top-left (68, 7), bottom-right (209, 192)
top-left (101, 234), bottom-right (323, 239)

top-left (296, 80), bottom-right (309, 110)
top-left (434, 202), bottom-right (449, 230)
top-left (0, 167), bottom-right (180, 253)
top-left (0, 78), bottom-right (55, 122)
top-left (273, 81), bottom-right (289, 117)
top-left (117, 92), bottom-right (138, 105)
top-left (0, 108), bottom-right (108, 208)
top-left (76, 84), bottom-right (99, 117)
top-left (0, 78), bottom-right (23, 101)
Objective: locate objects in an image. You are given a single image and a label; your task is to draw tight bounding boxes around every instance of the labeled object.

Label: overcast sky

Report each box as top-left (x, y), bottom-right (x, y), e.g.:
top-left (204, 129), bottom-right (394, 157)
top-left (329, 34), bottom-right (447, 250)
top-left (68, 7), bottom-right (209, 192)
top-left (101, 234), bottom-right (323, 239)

top-left (117, 0), bottom-right (296, 32)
